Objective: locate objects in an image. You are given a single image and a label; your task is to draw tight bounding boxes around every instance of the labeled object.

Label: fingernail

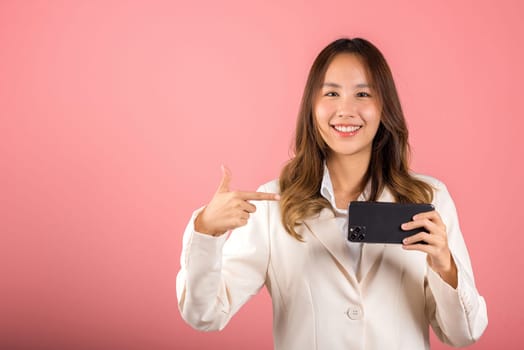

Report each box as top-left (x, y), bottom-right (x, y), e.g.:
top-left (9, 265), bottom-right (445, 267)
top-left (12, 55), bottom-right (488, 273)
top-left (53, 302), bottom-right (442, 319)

top-left (403, 238), bottom-right (408, 244)
top-left (401, 223), bottom-right (408, 229)
top-left (274, 194), bottom-right (281, 200)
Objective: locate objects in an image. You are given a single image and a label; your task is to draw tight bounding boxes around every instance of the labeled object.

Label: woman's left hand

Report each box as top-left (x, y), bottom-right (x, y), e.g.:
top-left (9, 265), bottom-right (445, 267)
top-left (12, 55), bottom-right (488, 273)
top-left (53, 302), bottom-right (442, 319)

top-left (401, 210), bottom-right (458, 288)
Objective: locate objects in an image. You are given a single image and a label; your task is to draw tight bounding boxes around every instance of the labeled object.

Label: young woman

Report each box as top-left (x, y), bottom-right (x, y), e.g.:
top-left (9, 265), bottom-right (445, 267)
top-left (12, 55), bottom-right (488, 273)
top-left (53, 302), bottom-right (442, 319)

top-left (176, 38), bottom-right (488, 349)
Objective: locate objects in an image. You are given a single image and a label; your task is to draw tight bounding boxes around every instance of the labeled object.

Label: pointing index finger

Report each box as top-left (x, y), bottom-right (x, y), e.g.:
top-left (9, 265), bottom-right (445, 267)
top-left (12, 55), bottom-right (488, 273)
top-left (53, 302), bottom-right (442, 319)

top-left (238, 191), bottom-right (281, 201)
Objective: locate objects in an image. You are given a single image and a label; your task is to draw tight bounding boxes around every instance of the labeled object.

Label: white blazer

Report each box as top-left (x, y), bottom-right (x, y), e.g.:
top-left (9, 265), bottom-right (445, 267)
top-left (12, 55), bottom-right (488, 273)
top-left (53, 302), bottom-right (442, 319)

top-left (176, 175), bottom-right (488, 349)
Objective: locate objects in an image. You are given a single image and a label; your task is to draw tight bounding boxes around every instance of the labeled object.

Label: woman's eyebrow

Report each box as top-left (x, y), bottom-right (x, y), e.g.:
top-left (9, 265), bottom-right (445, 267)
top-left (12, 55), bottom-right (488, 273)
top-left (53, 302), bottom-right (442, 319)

top-left (321, 82), bottom-right (342, 88)
top-left (321, 82), bottom-right (371, 89)
top-left (354, 83), bottom-right (371, 89)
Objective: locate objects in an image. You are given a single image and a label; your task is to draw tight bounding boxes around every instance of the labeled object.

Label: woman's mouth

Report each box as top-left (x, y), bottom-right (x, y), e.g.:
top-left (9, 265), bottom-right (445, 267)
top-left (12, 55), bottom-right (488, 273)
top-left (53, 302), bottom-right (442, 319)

top-left (331, 124), bottom-right (362, 136)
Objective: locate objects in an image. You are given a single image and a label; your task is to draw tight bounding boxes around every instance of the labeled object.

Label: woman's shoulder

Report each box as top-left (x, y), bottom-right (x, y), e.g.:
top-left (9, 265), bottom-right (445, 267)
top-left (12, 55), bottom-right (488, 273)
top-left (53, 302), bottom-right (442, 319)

top-left (410, 172), bottom-right (447, 190)
top-left (410, 172), bottom-right (454, 206)
top-left (257, 179), bottom-right (280, 194)
top-left (258, 174), bottom-right (452, 200)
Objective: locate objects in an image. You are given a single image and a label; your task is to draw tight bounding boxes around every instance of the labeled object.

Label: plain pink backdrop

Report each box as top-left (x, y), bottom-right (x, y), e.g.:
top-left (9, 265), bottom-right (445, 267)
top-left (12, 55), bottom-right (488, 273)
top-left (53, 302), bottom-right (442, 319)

top-left (1, 0), bottom-right (523, 349)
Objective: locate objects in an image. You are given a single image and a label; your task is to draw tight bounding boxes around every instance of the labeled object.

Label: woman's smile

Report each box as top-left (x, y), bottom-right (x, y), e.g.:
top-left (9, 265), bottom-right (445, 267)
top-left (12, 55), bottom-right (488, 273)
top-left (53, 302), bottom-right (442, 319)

top-left (331, 124), bottom-right (362, 137)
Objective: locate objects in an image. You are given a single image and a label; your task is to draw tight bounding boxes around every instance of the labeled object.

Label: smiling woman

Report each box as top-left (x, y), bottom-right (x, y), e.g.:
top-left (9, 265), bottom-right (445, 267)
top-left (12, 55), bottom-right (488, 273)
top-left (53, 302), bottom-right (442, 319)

top-left (176, 38), bottom-right (488, 350)
top-left (279, 39), bottom-right (434, 240)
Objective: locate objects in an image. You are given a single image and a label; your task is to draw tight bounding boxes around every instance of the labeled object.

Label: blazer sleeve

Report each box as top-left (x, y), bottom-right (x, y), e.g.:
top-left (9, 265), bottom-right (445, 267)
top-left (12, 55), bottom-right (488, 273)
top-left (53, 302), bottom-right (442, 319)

top-left (424, 180), bottom-right (488, 346)
top-left (176, 185), bottom-right (271, 331)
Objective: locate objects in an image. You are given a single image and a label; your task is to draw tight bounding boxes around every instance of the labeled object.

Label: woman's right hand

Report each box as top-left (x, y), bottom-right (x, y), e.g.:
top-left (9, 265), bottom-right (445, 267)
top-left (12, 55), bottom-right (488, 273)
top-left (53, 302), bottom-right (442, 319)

top-left (194, 165), bottom-right (280, 236)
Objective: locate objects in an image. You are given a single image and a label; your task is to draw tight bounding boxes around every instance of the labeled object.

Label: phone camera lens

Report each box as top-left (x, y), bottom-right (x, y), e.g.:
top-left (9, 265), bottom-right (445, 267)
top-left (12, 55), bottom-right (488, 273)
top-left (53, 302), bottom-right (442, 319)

top-left (350, 227), bottom-right (364, 241)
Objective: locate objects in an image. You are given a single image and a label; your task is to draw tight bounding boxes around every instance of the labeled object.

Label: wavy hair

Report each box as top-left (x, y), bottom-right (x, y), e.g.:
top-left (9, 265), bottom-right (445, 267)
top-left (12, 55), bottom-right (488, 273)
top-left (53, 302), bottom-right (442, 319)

top-left (279, 38), bottom-right (433, 240)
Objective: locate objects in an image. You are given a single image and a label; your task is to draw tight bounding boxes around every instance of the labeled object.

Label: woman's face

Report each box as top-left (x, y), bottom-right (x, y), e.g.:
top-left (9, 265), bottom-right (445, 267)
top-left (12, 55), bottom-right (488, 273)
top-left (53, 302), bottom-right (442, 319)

top-left (314, 53), bottom-right (381, 161)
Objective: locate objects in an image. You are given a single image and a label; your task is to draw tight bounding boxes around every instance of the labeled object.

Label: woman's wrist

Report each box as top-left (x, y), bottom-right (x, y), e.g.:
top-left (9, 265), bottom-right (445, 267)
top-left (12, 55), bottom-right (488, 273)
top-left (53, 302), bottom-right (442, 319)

top-left (194, 210), bottom-right (225, 237)
top-left (433, 255), bottom-right (458, 289)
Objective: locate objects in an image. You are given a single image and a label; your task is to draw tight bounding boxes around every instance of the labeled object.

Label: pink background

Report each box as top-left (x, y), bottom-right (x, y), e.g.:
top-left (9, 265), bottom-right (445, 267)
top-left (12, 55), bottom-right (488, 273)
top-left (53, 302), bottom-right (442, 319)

top-left (1, 0), bottom-right (522, 349)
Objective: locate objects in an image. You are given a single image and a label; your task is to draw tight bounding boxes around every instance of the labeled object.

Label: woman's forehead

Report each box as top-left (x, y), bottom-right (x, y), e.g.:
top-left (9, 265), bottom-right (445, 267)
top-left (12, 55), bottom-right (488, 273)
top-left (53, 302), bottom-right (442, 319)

top-left (322, 54), bottom-right (372, 85)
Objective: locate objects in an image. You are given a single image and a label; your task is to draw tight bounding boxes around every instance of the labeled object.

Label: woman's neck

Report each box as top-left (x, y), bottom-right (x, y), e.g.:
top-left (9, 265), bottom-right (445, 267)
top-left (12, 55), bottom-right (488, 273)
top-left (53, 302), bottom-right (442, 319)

top-left (326, 153), bottom-right (370, 208)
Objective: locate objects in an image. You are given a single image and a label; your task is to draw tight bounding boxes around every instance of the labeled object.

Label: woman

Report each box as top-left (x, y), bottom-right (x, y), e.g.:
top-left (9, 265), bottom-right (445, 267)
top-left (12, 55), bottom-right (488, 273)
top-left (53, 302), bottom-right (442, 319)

top-left (176, 38), bottom-right (488, 349)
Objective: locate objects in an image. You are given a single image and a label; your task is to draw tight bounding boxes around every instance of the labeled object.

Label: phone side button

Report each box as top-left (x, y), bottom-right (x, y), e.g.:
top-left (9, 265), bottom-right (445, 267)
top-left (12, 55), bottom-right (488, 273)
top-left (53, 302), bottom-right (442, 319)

top-left (346, 305), bottom-right (363, 320)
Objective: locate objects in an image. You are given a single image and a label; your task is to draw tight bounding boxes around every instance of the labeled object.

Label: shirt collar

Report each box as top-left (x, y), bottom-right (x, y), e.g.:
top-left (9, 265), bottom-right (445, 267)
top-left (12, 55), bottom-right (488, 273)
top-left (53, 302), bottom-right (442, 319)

top-left (320, 163), bottom-right (337, 209)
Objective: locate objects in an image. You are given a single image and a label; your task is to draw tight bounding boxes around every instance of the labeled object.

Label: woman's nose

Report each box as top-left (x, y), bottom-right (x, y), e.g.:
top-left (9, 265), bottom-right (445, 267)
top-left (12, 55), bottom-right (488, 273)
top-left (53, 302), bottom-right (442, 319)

top-left (336, 97), bottom-right (357, 118)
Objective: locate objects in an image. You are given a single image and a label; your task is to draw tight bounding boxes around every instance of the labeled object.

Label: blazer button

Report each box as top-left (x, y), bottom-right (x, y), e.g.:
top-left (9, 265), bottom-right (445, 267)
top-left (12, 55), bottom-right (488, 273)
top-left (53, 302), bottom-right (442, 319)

top-left (346, 305), bottom-right (363, 320)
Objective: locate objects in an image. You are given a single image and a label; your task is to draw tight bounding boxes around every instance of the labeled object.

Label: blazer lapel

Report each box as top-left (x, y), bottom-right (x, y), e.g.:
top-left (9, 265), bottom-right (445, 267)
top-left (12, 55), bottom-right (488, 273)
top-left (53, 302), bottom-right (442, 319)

top-left (358, 243), bottom-right (386, 283)
top-left (299, 186), bottom-right (397, 285)
top-left (302, 208), bottom-right (359, 287)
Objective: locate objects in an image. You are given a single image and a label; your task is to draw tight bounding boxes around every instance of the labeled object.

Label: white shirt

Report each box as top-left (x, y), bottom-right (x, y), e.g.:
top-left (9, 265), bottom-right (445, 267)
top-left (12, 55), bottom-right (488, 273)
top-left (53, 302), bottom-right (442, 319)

top-left (319, 164), bottom-right (364, 273)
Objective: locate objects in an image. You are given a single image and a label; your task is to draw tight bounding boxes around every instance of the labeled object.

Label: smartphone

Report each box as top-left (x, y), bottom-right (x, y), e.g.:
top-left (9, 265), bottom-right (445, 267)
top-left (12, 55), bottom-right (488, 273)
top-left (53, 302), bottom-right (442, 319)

top-left (347, 201), bottom-right (434, 244)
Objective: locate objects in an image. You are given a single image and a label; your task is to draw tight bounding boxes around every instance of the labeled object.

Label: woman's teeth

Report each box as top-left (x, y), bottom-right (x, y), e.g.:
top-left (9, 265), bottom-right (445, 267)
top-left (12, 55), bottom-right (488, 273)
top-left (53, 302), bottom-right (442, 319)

top-left (333, 125), bottom-right (361, 132)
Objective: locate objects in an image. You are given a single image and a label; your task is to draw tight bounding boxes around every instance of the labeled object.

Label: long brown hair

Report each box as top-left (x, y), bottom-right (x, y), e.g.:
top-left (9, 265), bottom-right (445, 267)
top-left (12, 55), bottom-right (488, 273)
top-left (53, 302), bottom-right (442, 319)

top-left (279, 38), bottom-right (433, 240)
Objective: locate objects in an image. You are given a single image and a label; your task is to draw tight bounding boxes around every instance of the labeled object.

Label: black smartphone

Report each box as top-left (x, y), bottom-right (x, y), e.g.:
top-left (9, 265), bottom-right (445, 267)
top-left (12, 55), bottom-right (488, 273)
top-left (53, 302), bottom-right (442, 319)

top-left (347, 201), bottom-right (435, 244)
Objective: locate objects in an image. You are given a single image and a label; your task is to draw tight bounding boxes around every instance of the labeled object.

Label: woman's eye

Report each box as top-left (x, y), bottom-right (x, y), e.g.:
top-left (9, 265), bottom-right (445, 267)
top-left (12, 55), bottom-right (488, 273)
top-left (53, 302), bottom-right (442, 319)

top-left (325, 91), bottom-right (339, 97)
top-left (356, 92), bottom-right (371, 97)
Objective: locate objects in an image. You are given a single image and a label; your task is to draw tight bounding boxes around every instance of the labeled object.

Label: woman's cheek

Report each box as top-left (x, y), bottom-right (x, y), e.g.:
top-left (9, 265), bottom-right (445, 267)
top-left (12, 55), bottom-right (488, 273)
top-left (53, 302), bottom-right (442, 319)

top-left (314, 102), bottom-right (334, 123)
